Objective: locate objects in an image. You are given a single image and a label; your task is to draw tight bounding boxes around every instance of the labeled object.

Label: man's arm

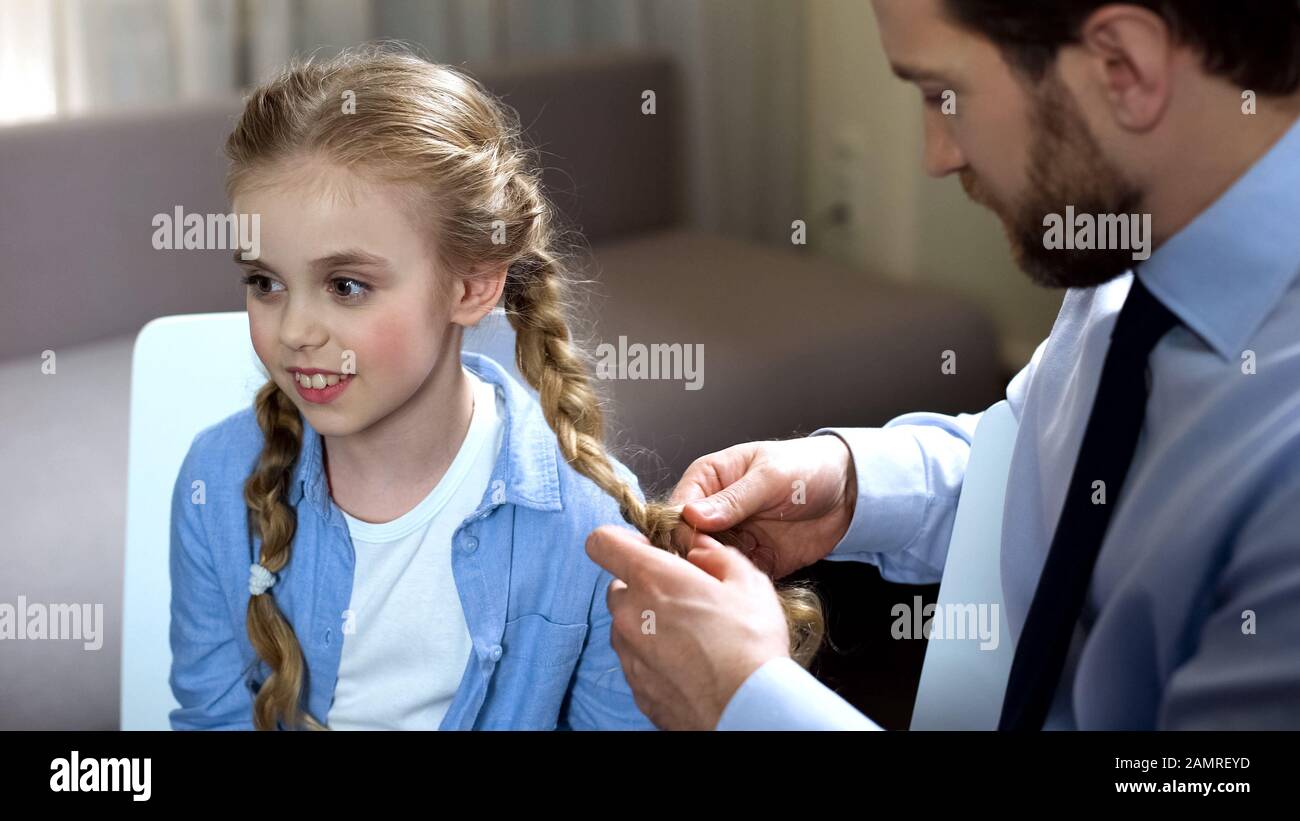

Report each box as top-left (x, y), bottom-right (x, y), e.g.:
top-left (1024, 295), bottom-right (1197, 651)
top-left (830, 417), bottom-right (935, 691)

top-left (808, 337), bottom-right (1045, 586)
top-left (716, 657), bottom-right (883, 730)
top-left (810, 412), bottom-right (983, 585)
top-left (1159, 470), bottom-right (1300, 729)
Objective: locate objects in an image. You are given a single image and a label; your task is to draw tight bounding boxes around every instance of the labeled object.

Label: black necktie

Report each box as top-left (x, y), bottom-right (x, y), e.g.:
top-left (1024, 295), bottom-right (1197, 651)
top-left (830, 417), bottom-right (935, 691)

top-left (998, 272), bottom-right (1180, 731)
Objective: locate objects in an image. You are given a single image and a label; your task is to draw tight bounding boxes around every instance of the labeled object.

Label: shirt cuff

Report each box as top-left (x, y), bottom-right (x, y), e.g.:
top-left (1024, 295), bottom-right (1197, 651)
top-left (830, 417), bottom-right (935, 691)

top-left (810, 427), bottom-right (930, 559)
top-left (715, 657), bottom-right (883, 731)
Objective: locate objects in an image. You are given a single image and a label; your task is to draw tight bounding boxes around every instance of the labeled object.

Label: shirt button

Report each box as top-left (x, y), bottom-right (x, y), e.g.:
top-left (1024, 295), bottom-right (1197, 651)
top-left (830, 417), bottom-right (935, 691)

top-left (490, 645), bottom-right (503, 662)
top-left (464, 536), bottom-right (479, 553)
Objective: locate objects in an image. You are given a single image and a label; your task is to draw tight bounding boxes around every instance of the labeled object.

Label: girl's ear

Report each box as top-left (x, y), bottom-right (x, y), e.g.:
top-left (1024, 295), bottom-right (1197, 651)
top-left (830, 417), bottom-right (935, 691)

top-left (450, 262), bottom-right (507, 327)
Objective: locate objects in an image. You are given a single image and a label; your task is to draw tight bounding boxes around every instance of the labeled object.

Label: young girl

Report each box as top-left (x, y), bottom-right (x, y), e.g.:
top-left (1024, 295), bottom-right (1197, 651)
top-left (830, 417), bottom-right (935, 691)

top-left (168, 44), bottom-right (821, 731)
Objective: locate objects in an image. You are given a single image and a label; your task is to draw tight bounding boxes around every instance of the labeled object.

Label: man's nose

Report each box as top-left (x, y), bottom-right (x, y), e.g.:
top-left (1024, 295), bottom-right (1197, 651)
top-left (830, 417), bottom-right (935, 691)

top-left (922, 115), bottom-right (965, 178)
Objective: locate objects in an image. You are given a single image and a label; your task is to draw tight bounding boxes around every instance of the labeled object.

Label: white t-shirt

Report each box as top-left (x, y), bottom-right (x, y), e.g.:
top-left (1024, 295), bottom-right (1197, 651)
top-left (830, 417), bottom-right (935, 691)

top-left (327, 368), bottom-right (504, 730)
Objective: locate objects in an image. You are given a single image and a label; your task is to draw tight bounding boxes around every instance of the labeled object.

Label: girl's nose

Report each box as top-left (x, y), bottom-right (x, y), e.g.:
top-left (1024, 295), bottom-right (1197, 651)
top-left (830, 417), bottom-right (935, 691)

top-left (278, 298), bottom-right (328, 350)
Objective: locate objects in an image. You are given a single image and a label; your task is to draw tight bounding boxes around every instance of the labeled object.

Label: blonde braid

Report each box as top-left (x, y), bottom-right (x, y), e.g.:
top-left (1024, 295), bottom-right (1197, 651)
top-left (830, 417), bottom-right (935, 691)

top-left (243, 381), bottom-right (328, 730)
top-left (502, 175), bottom-right (825, 666)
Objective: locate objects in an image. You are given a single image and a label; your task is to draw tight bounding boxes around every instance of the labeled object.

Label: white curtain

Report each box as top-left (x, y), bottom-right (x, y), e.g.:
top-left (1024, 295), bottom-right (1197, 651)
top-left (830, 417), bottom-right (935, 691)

top-left (0, 0), bottom-right (805, 246)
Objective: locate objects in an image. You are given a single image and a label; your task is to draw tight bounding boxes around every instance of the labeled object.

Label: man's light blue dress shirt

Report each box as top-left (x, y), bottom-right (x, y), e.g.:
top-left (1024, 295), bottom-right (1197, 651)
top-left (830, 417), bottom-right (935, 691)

top-left (719, 116), bottom-right (1300, 731)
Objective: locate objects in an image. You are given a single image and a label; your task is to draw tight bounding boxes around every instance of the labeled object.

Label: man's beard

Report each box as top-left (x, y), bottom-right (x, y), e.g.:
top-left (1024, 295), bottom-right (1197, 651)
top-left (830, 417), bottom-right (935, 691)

top-left (961, 69), bottom-right (1145, 289)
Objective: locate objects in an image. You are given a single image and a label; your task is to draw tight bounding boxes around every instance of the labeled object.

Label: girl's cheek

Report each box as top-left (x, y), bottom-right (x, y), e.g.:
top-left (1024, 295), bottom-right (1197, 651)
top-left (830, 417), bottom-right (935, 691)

top-left (358, 313), bottom-right (433, 373)
top-left (248, 317), bottom-right (274, 370)
top-left (354, 329), bottom-right (405, 377)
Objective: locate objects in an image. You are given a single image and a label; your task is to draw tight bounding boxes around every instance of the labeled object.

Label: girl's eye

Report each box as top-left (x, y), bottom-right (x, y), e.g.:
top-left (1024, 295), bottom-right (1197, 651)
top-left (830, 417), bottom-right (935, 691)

top-left (238, 271), bottom-right (370, 302)
top-left (239, 272), bottom-right (283, 298)
top-left (330, 277), bottom-right (370, 301)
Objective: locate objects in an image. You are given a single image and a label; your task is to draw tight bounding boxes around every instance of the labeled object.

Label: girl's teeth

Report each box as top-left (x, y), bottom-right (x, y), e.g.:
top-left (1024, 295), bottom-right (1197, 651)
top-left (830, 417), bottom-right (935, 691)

top-left (296, 373), bottom-right (349, 389)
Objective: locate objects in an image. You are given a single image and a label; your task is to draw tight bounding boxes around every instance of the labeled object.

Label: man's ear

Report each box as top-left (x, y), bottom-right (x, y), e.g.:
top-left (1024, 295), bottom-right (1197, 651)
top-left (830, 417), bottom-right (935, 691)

top-left (1076, 5), bottom-right (1175, 132)
top-left (450, 262), bottom-right (508, 327)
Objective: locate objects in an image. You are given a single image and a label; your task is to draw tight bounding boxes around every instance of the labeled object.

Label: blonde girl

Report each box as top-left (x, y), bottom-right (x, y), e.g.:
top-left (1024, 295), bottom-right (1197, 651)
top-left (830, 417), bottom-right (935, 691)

top-left (168, 44), bottom-right (821, 731)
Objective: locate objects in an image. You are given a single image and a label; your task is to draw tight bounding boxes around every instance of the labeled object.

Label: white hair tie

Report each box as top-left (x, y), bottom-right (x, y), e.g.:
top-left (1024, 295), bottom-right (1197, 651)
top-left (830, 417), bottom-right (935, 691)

top-left (249, 562), bottom-right (277, 596)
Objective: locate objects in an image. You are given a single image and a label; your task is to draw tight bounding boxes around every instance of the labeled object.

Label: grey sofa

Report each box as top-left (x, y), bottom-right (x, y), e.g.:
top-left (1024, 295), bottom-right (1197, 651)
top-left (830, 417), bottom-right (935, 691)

top-left (0, 50), bottom-right (1001, 730)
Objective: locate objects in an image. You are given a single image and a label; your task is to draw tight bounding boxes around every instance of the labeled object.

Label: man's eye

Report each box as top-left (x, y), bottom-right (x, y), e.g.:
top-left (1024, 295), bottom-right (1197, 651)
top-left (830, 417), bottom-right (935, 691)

top-left (331, 277), bottom-right (370, 301)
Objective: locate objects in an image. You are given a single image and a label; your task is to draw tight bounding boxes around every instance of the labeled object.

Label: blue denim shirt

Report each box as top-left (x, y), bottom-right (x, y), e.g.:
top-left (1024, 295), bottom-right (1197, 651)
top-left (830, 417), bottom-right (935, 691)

top-left (169, 350), bottom-right (655, 730)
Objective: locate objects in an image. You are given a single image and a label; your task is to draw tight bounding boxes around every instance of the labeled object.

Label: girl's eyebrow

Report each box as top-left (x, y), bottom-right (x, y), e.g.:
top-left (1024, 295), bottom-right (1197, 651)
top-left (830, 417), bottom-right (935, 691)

top-left (312, 249), bottom-right (393, 272)
top-left (232, 249), bottom-right (262, 268)
top-left (231, 248), bottom-right (393, 275)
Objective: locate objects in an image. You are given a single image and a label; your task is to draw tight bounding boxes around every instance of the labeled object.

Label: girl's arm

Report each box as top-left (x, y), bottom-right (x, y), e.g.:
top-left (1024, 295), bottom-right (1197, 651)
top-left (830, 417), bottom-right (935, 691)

top-left (558, 460), bottom-right (658, 730)
top-left (559, 560), bottom-right (657, 731)
top-left (167, 438), bottom-right (255, 730)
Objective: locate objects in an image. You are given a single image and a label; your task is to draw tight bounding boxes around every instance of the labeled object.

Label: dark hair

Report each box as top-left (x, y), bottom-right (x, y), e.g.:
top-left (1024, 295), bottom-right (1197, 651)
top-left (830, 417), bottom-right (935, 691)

top-left (941, 0), bottom-right (1300, 94)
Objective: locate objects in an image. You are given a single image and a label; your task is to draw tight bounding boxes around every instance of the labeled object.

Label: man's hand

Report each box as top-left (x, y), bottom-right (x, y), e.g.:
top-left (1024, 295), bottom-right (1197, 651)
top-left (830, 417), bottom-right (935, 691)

top-left (669, 435), bottom-right (858, 579)
top-left (586, 525), bottom-right (790, 730)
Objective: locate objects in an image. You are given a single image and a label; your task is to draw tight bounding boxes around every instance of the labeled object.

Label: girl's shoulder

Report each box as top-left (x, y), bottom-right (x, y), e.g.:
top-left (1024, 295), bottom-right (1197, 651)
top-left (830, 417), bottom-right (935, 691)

top-left (467, 349), bottom-right (649, 528)
top-left (181, 404), bottom-right (264, 478)
top-left (173, 407), bottom-right (269, 530)
top-left (550, 446), bottom-right (646, 522)
top-left (519, 413), bottom-right (649, 563)
top-left (170, 406), bottom-right (267, 560)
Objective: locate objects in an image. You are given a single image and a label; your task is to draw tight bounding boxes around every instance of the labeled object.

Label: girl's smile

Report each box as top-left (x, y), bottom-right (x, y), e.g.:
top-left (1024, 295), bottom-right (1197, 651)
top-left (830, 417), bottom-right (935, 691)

top-left (290, 371), bottom-right (354, 404)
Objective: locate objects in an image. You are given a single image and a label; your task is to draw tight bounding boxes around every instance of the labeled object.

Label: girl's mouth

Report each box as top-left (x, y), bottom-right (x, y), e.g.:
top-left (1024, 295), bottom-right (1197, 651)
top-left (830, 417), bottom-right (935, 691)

top-left (292, 373), bottom-right (354, 404)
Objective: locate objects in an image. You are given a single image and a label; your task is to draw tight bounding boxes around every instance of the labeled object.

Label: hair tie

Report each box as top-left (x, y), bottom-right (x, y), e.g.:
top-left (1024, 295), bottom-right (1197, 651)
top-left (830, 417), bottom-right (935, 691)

top-left (249, 562), bottom-right (277, 596)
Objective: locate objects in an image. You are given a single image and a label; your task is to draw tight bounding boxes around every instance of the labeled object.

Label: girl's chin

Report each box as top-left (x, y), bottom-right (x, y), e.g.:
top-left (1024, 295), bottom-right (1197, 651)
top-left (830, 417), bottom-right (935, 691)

top-left (296, 402), bottom-right (365, 438)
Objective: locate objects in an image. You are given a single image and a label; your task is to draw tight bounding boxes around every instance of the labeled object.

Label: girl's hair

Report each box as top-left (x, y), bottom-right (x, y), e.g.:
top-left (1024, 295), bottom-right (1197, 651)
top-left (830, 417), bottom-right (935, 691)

top-left (227, 43), bottom-right (824, 731)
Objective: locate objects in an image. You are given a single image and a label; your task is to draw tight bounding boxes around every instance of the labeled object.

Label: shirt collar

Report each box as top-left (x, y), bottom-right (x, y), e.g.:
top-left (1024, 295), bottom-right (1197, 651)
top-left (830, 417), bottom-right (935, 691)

top-left (1140, 115), bottom-right (1300, 363)
top-left (288, 350), bottom-right (562, 514)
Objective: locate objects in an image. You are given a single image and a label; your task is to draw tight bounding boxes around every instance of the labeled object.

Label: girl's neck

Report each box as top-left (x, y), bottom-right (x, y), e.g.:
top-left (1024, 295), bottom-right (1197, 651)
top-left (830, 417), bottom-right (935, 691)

top-left (321, 349), bottom-right (475, 522)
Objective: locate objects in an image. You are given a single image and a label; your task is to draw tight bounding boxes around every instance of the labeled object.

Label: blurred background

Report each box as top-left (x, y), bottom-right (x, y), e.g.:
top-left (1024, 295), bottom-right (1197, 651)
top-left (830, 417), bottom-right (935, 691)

top-left (0, 0), bottom-right (1062, 730)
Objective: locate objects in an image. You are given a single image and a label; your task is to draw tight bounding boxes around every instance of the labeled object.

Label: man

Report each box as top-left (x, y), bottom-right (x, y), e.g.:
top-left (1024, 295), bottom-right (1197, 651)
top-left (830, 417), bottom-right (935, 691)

top-left (586, 0), bottom-right (1300, 730)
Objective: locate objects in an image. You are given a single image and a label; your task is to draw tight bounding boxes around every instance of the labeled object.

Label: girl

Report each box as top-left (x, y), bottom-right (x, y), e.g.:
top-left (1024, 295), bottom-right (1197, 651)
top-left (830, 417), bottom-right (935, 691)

top-left (168, 44), bottom-right (821, 731)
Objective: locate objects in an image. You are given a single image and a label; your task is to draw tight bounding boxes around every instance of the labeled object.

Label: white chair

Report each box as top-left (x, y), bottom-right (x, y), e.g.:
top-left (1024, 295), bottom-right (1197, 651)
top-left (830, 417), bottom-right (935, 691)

top-left (910, 400), bottom-right (1019, 730)
top-left (119, 307), bottom-right (521, 729)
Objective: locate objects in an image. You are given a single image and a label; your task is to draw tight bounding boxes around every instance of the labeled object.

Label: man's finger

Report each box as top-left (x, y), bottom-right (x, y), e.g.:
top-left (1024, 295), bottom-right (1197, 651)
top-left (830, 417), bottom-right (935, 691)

top-left (668, 476), bottom-right (709, 507)
top-left (665, 513), bottom-right (726, 557)
top-left (668, 444), bottom-right (756, 506)
top-left (606, 576), bottom-right (629, 619)
top-left (608, 615), bottom-right (652, 675)
top-left (585, 524), bottom-right (692, 589)
top-left (686, 542), bottom-right (753, 582)
top-left (679, 529), bottom-right (726, 553)
top-left (681, 469), bottom-right (770, 531)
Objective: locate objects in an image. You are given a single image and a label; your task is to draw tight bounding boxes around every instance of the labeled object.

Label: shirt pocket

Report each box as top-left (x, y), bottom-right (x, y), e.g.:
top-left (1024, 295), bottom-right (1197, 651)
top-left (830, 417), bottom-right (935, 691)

top-left (480, 613), bottom-right (589, 729)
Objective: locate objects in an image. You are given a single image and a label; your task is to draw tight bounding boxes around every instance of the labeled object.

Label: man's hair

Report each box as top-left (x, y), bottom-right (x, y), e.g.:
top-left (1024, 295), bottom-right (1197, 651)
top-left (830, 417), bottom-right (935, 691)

top-left (941, 0), bottom-right (1300, 95)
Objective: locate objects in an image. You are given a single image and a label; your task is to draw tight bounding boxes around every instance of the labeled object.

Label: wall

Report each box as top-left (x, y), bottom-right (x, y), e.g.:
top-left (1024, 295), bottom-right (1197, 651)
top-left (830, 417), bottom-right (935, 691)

top-left (805, 0), bottom-right (1063, 371)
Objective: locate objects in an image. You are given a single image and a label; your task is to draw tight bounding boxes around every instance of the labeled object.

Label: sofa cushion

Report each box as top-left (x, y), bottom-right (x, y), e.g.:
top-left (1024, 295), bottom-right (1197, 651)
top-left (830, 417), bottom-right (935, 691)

top-left (580, 228), bottom-right (1003, 489)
